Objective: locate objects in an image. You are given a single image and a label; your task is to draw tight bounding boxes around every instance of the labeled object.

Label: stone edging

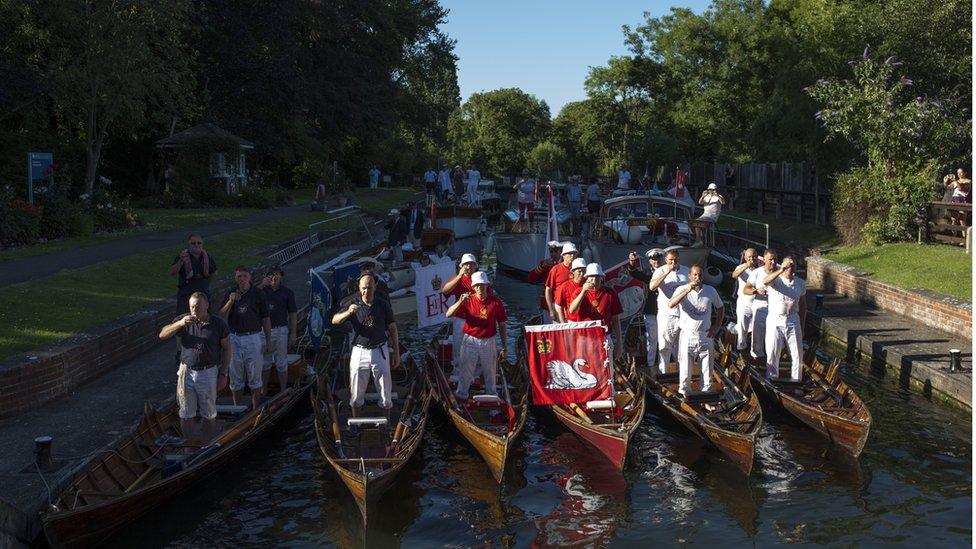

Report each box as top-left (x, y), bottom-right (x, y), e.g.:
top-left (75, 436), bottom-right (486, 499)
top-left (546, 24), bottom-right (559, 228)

top-left (806, 255), bottom-right (972, 340)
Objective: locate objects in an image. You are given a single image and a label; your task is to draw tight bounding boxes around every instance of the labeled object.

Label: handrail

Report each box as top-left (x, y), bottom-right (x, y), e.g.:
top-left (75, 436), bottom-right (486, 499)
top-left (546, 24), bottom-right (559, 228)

top-left (714, 212), bottom-right (770, 250)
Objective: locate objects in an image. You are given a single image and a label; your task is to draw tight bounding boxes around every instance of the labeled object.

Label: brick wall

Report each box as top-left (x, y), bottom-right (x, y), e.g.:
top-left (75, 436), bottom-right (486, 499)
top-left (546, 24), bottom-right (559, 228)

top-left (806, 255), bottom-right (972, 340)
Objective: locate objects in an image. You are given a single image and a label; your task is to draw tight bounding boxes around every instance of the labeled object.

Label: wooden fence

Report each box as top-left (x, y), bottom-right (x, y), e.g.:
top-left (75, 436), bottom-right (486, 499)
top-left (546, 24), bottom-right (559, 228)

top-left (923, 201), bottom-right (971, 247)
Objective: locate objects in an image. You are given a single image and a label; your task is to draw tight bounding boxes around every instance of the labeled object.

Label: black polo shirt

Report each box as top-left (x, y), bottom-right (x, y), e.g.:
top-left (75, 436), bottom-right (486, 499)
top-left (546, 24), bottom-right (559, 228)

top-left (222, 286), bottom-right (269, 334)
top-left (347, 298), bottom-right (395, 348)
top-left (626, 264), bottom-right (659, 315)
top-left (175, 253), bottom-right (217, 295)
top-left (264, 285), bottom-right (298, 328)
top-left (176, 314), bottom-right (229, 370)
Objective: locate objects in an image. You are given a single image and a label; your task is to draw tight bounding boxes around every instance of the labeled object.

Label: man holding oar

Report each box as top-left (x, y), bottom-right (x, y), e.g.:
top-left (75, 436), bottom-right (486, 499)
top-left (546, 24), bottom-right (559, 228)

top-left (445, 271), bottom-right (508, 403)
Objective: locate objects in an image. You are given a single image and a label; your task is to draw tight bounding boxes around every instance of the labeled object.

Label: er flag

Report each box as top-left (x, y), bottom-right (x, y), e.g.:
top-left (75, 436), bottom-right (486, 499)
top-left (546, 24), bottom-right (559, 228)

top-left (524, 321), bottom-right (612, 405)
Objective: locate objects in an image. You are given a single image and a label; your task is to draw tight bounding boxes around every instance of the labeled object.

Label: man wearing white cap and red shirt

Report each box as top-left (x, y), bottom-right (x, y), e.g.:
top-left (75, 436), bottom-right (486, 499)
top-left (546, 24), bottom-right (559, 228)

top-left (528, 241), bottom-right (562, 318)
top-left (445, 271), bottom-right (508, 401)
top-left (568, 263), bottom-right (623, 359)
top-left (762, 256), bottom-right (806, 381)
top-left (668, 264), bottom-right (724, 396)
top-left (544, 242), bottom-right (579, 323)
top-left (443, 253), bottom-right (479, 363)
top-left (649, 248), bottom-right (689, 373)
top-left (553, 257), bottom-right (588, 322)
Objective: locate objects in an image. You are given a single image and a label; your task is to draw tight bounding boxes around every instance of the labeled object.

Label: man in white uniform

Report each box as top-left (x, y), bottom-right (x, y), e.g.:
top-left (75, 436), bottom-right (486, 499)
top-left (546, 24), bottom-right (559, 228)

top-left (763, 256), bottom-right (806, 381)
top-left (466, 165), bottom-right (481, 205)
top-left (669, 265), bottom-right (725, 396)
top-left (649, 249), bottom-right (689, 373)
top-left (438, 165), bottom-right (452, 201)
top-left (423, 167), bottom-right (437, 197)
top-left (731, 248), bottom-right (759, 353)
top-left (744, 249), bottom-right (777, 362)
top-left (617, 165), bottom-right (631, 191)
top-left (368, 165), bottom-right (381, 191)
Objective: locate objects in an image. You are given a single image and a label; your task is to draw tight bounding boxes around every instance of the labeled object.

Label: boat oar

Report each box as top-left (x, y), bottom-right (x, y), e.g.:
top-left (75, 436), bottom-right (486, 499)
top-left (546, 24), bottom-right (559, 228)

top-left (567, 402), bottom-right (593, 423)
top-left (387, 379), bottom-right (418, 457)
top-left (322, 370), bottom-right (346, 459)
top-left (498, 353), bottom-right (516, 431)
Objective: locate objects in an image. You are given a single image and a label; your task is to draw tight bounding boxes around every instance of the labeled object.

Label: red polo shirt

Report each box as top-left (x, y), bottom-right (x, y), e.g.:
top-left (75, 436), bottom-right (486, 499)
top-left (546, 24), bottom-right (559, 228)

top-left (555, 278), bottom-right (585, 321)
top-left (528, 260), bottom-right (555, 310)
top-left (544, 262), bottom-right (573, 309)
top-left (575, 287), bottom-right (622, 327)
top-left (455, 294), bottom-right (508, 338)
top-left (446, 274), bottom-right (473, 299)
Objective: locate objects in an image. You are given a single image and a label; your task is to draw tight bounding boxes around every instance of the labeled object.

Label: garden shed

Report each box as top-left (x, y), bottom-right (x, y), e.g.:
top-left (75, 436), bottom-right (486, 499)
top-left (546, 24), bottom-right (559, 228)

top-left (156, 123), bottom-right (255, 196)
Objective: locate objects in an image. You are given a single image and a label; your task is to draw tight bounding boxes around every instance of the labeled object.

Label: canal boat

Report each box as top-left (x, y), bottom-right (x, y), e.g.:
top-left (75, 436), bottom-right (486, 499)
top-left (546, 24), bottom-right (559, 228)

top-left (437, 203), bottom-right (483, 239)
top-left (424, 323), bottom-right (530, 482)
top-left (582, 194), bottom-right (712, 268)
top-left (312, 345), bottom-right (431, 524)
top-left (42, 356), bottom-right (314, 548)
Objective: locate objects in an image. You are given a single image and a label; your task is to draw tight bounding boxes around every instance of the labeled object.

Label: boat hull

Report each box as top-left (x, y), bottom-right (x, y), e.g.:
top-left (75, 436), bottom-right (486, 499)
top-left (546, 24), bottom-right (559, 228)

top-left (439, 206), bottom-right (483, 239)
top-left (550, 404), bottom-right (635, 470)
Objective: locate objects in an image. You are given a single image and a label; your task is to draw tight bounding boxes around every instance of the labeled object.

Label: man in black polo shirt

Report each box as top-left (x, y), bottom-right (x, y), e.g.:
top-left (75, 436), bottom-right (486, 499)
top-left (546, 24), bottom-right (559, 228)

top-left (626, 249), bottom-right (663, 370)
top-left (159, 292), bottom-right (230, 441)
top-left (332, 274), bottom-right (401, 418)
top-left (219, 266), bottom-right (271, 408)
top-left (259, 266), bottom-right (298, 391)
top-left (169, 233), bottom-right (218, 315)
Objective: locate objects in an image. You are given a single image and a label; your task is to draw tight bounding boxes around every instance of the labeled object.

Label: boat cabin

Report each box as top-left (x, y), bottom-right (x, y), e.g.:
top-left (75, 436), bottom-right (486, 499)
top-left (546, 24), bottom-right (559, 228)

top-left (591, 194), bottom-right (713, 247)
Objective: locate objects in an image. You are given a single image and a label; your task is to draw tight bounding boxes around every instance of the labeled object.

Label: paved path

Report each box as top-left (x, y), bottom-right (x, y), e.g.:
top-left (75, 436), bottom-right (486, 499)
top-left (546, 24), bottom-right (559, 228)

top-left (0, 203), bottom-right (313, 288)
top-left (807, 292), bottom-right (972, 408)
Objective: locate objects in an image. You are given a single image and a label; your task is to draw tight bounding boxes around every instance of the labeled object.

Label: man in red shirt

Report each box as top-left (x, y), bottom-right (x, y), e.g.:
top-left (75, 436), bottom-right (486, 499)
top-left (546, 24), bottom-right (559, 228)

top-left (568, 263), bottom-right (623, 359)
top-left (554, 258), bottom-right (587, 322)
top-left (442, 253), bottom-right (478, 364)
top-left (527, 241), bottom-right (561, 318)
top-left (544, 242), bottom-right (579, 323)
top-left (445, 271), bottom-right (509, 401)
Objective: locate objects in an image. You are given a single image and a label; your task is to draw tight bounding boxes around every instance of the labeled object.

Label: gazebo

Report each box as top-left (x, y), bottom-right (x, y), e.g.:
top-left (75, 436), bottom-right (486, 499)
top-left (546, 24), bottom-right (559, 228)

top-left (156, 123), bottom-right (255, 195)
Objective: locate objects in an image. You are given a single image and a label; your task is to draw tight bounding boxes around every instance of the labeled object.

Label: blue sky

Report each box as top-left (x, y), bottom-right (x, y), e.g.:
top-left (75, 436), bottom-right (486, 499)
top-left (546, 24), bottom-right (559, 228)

top-left (439, 1), bottom-right (712, 117)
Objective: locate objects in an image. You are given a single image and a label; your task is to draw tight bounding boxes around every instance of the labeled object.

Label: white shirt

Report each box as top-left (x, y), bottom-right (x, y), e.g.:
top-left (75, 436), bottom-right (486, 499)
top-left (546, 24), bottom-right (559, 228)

top-left (439, 169), bottom-right (452, 191)
top-left (369, 168), bottom-right (380, 182)
top-left (700, 193), bottom-right (723, 219)
top-left (424, 170), bottom-right (436, 183)
top-left (736, 266), bottom-right (757, 306)
top-left (746, 268), bottom-right (772, 307)
top-left (431, 253), bottom-right (452, 264)
top-left (517, 179), bottom-right (535, 203)
top-left (467, 169), bottom-right (481, 185)
top-left (676, 284), bottom-right (723, 334)
top-left (767, 275), bottom-right (806, 325)
top-left (586, 183), bottom-right (600, 201)
top-left (653, 264), bottom-right (690, 317)
top-left (617, 169), bottom-right (631, 189)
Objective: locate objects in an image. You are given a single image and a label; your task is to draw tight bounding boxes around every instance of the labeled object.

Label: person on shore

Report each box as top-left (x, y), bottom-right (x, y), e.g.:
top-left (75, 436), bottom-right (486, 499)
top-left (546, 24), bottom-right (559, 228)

top-left (331, 274), bottom-right (400, 418)
top-left (170, 233), bottom-right (217, 315)
top-left (669, 265), bottom-right (724, 397)
top-left (744, 249), bottom-right (777, 363)
top-left (424, 167), bottom-right (437, 198)
top-left (527, 241), bottom-right (562, 319)
top-left (649, 249), bottom-right (689, 374)
top-left (586, 177), bottom-right (602, 216)
top-left (385, 208), bottom-right (408, 262)
top-left (158, 292), bottom-right (230, 441)
top-left (258, 266), bottom-right (297, 391)
top-left (445, 271), bottom-right (508, 402)
top-left (625, 249), bottom-right (664, 369)
top-left (405, 201), bottom-right (425, 247)
top-left (452, 165), bottom-right (465, 199)
top-left (554, 258), bottom-right (587, 322)
top-left (368, 165), bottom-right (381, 191)
top-left (443, 253), bottom-right (479, 361)
top-left (439, 165), bottom-right (452, 201)
top-left (762, 256), bottom-right (806, 381)
top-left (616, 165), bottom-right (631, 191)
top-left (218, 266), bottom-right (271, 409)
top-left (951, 168), bottom-right (972, 228)
top-left (314, 180), bottom-right (327, 207)
top-left (466, 165), bottom-right (481, 205)
top-left (731, 248), bottom-right (759, 354)
top-left (544, 242), bottom-right (579, 323)
top-left (566, 176), bottom-right (583, 221)
top-left (568, 263), bottom-right (623, 359)
top-left (514, 169), bottom-right (537, 223)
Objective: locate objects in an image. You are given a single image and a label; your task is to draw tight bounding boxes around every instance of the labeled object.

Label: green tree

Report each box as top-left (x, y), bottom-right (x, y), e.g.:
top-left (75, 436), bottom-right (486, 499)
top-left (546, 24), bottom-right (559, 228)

top-left (526, 141), bottom-right (568, 178)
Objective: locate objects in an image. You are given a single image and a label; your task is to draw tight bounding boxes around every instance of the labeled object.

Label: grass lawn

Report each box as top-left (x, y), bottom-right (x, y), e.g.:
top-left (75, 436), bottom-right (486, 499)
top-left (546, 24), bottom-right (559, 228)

top-left (0, 189), bottom-right (419, 359)
top-left (825, 243), bottom-right (972, 301)
top-left (717, 209), bottom-right (841, 249)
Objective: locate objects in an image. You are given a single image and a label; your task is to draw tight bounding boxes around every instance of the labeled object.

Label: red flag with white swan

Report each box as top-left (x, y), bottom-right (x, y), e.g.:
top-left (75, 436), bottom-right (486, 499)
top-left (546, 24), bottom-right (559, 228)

top-left (524, 321), bottom-right (612, 405)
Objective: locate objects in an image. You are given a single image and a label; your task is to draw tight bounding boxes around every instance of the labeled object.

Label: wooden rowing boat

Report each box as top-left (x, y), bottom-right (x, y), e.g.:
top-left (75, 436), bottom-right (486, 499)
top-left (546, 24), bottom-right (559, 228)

top-left (548, 359), bottom-right (645, 470)
top-left (42, 356), bottom-right (313, 548)
top-left (718, 331), bottom-right (872, 457)
top-left (424, 323), bottom-right (529, 482)
top-left (641, 351), bottom-right (762, 475)
top-left (312, 345), bottom-right (431, 523)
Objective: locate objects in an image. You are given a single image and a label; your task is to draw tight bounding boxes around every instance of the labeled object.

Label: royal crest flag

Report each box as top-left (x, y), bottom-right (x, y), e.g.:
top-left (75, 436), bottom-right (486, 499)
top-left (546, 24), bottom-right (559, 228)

top-left (307, 268), bottom-right (332, 352)
top-left (603, 259), bottom-right (647, 321)
top-left (524, 321), bottom-right (612, 405)
top-left (413, 261), bottom-right (458, 327)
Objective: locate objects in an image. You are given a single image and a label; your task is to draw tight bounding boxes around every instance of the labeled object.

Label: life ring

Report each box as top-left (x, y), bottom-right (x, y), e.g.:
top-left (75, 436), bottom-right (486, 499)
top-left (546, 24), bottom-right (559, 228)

top-left (703, 266), bottom-right (723, 286)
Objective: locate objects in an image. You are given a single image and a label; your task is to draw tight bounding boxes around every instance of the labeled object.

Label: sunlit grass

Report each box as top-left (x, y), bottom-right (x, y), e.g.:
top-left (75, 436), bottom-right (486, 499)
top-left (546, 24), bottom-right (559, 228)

top-left (825, 243), bottom-right (971, 301)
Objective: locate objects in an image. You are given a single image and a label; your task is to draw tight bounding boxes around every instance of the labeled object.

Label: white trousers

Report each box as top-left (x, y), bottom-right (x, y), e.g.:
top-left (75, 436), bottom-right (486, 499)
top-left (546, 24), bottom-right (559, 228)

top-left (766, 317), bottom-right (803, 381)
top-left (677, 332), bottom-right (714, 395)
top-left (466, 181), bottom-right (479, 205)
top-left (230, 332), bottom-right (264, 391)
top-left (735, 298), bottom-right (753, 351)
top-left (456, 334), bottom-right (497, 399)
top-left (643, 314), bottom-right (658, 368)
top-left (349, 345), bottom-right (393, 409)
top-left (657, 314), bottom-right (681, 373)
top-left (263, 325), bottom-right (290, 372)
top-left (177, 364), bottom-right (218, 420)
top-left (750, 302), bottom-right (768, 359)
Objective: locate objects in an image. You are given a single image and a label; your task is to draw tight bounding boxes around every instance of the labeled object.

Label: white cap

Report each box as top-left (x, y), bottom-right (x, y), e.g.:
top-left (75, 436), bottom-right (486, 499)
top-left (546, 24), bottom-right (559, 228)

top-left (471, 271), bottom-right (491, 286)
top-left (388, 208), bottom-right (399, 216)
top-left (460, 253), bottom-right (478, 265)
top-left (584, 263), bottom-right (604, 278)
top-left (547, 240), bottom-right (561, 248)
top-left (561, 242), bottom-right (578, 255)
top-left (707, 183), bottom-right (717, 190)
top-left (646, 248), bottom-right (665, 259)
top-left (571, 258), bottom-right (587, 270)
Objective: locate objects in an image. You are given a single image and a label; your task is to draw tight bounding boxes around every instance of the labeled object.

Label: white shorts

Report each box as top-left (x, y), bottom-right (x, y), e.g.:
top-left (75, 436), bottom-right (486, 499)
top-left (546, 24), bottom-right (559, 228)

top-left (349, 344), bottom-right (393, 409)
top-left (230, 332), bottom-right (264, 391)
top-left (177, 364), bottom-right (218, 420)
top-left (263, 325), bottom-right (290, 372)
top-left (456, 334), bottom-right (497, 399)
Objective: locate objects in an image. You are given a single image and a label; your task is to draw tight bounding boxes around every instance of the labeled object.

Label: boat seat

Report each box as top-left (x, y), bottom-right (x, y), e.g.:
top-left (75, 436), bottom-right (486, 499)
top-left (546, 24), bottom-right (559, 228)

top-left (471, 394), bottom-right (502, 405)
top-left (363, 392), bottom-right (398, 403)
top-left (215, 404), bottom-right (249, 416)
top-left (683, 390), bottom-right (725, 403)
top-left (585, 399), bottom-right (615, 410)
top-left (347, 417), bottom-right (388, 428)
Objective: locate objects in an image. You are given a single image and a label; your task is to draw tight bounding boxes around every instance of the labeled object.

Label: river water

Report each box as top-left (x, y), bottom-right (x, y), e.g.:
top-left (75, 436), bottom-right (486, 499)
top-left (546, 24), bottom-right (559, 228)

top-left (109, 247), bottom-right (972, 548)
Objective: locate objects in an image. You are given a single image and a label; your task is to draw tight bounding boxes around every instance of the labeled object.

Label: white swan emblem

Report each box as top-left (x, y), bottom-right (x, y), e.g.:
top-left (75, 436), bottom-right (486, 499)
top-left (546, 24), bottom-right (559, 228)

top-left (545, 358), bottom-right (598, 390)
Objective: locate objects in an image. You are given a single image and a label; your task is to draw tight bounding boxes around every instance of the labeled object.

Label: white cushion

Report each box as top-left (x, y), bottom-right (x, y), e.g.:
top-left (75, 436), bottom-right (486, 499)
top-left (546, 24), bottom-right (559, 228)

top-left (472, 394), bottom-right (502, 404)
top-left (585, 399), bottom-right (614, 410)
